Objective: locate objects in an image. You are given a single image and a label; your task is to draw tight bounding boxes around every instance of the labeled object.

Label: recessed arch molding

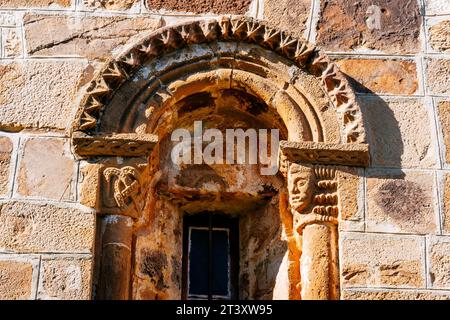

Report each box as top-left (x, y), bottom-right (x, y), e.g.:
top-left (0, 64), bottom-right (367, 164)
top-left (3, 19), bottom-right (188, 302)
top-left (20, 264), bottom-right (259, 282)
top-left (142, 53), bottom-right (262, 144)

top-left (71, 16), bottom-right (371, 300)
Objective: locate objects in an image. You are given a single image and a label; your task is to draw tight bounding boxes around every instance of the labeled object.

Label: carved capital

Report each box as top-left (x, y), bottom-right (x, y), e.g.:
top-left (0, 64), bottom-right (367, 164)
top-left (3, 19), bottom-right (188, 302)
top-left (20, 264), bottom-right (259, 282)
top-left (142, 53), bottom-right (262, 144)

top-left (287, 163), bottom-right (339, 233)
top-left (100, 162), bottom-right (149, 218)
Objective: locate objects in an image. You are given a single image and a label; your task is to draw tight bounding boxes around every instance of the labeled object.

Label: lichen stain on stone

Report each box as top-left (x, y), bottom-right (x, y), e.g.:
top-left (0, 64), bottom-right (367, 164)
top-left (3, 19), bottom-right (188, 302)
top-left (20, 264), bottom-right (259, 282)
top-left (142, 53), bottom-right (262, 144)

top-left (170, 255), bottom-right (181, 290)
top-left (375, 180), bottom-right (429, 224)
top-left (140, 248), bottom-right (168, 291)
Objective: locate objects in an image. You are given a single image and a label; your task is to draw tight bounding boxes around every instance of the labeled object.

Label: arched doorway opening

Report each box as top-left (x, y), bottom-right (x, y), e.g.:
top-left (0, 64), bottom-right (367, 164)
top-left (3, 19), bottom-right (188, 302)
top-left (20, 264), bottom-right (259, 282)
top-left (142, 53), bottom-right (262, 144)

top-left (71, 16), bottom-right (370, 300)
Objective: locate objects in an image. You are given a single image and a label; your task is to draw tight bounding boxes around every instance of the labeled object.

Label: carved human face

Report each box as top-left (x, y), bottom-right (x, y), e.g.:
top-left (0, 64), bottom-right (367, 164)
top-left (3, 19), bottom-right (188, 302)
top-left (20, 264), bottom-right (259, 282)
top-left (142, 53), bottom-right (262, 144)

top-left (288, 164), bottom-right (315, 213)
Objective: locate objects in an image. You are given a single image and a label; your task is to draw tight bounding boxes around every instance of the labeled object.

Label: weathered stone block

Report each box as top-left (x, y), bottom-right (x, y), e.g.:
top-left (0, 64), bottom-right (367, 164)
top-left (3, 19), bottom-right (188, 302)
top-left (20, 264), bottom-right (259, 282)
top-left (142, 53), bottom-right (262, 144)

top-left (2, 28), bottom-right (22, 58)
top-left (425, 0), bottom-right (450, 16)
top-left (79, 163), bottom-right (101, 209)
top-left (0, 201), bottom-right (95, 253)
top-left (360, 97), bottom-right (437, 168)
top-left (264, 0), bottom-right (311, 38)
top-left (0, 259), bottom-right (34, 300)
top-left (82, 0), bottom-right (138, 10)
top-left (0, 136), bottom-right (13, 196)
top-left (335, 59), bottom-right (418, 95)
top-left (428, 236), bottom-right (450, 289)
top-left (17, 138), bottom-right (75, 201)
top-left (0, 60), bottom-right (86, 131)
top-left (144, 0), bottom-right (252, 14)
top-left (429, 20), bottom-right (450, 53)
top-left (0, 13), bottom-right (18, 27)
top-left (0, 0), bottom-right (70, 8)
top-left (340, 232), bottom-right (425, 288)
top-left (426, 59), bottom-right (450, 94)
top-left (437, 100), bottom-right (450, 166)
top-left (342, 289), bottom-right (450, 300)
top-left (442, 172), bottom-right (450, 233)
top-left (366, 171), bottom-right (437, 234)
top-left (338, 167), bottom-right (364, 231)
top-left (38, 256), bottom-right (92, 300)
top-left (24, 14), bottom-right (160, 60)
top-left (316, 0), bottom-right (422, 53)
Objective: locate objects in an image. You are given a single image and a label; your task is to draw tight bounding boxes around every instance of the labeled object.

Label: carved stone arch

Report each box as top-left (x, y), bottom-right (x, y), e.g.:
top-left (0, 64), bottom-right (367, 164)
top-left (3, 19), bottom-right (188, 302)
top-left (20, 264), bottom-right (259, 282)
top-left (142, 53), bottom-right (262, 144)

top-left (71, 16), bottom-right (370, 300)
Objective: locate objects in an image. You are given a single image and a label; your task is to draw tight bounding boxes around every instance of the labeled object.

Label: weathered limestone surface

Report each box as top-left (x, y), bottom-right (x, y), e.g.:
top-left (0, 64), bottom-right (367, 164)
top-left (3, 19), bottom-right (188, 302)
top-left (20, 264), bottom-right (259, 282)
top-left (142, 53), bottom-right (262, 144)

top-left (426, 59), bottom-right (450, 94)
top-left (0, 259), bottom-right (34, 300)
top-left (438, 100), bottom-right (450, 166)
top-left (336, 59), bottom-right (418, 94)
top-left (264, 0), bottom-right (311, 38)
top-left (428, 236), bottom-right (450, 289)
top-left (0, 136), bottom-right (13, 196)
top-left (144, 0), bottom-right (252, 14)
top-left (425, 0), bottom-right (450, 16)
top-left (38, 256), bottom-right (92, 300)
top-left (338, 167), bottom-right (364, 231)
top-left (360, 97), bottom-right (436, 168)
top-left (0, 201), bottom-right (95, 253)
top-left (24, 14), bottom-right (160, 59)
top-left (342, 289), bottom-right (450, 300)
top-left (366, 171), bottom-right (437, 234)
top-left (0, 60), bottom-right (86, 131)
top-left (429, 20), bottom-right (450, 53)
top-left (18, 138), bottom-right (75, 201)
top-left (2, 28), bottom-right (22, 58)
top-left (0, 0), bottom-right (70, 8)
top-left (316, 0), bottom-right (422, 53)
top-left (341, 232), bottom-right (425, 288)
top-left (443, 172), bottom-right (450, 233)
top-left (82, 0), bottom-right (138, 10)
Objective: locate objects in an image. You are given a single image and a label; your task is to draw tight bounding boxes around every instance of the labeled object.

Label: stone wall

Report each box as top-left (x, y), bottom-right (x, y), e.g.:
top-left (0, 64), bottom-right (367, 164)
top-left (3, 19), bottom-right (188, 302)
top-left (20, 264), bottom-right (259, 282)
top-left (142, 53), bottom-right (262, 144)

top-left (0, 0), bottom-right (449, 300)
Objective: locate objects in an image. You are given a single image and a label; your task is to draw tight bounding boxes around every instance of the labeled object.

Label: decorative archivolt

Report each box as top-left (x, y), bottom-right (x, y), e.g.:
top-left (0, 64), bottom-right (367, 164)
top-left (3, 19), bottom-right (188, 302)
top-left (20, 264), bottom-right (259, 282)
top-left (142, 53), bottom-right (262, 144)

top-left (71, 15), bottom-right (368, 159)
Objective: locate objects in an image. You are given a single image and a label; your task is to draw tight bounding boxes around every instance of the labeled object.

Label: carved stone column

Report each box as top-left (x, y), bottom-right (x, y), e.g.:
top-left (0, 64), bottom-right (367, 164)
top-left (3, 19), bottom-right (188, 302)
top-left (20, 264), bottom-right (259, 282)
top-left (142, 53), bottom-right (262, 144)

top-left (287, 163), bottom-right (340, 300)
top-left (97, 215), bottom-right (133, 300)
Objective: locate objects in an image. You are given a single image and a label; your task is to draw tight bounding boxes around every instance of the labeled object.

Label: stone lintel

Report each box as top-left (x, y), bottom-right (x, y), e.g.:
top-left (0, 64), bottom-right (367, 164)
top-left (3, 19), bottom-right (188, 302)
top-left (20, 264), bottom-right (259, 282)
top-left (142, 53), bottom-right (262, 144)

top-left (72, 132), bottom-right (158, 157)
top-left (280, 141), bottom-right (370, 167)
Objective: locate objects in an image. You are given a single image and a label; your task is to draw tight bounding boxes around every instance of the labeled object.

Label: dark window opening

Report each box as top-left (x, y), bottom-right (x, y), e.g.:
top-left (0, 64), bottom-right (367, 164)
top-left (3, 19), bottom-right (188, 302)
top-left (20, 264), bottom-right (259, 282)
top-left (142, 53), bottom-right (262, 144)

top-left (182, 212), bottom-right (239, 300)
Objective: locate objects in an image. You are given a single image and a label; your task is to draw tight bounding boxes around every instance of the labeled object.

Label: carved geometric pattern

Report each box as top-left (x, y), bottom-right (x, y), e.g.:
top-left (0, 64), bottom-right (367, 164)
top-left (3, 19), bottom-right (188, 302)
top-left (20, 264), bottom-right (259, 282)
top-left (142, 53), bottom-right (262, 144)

top-left (72, 132), bottom-right (158, 157)
top-left (72, 15), bottom-right (366, 145)
top-left (280, 141), bottom-right (370, 167)
top-left (297, 165), bottom-right (339, 231)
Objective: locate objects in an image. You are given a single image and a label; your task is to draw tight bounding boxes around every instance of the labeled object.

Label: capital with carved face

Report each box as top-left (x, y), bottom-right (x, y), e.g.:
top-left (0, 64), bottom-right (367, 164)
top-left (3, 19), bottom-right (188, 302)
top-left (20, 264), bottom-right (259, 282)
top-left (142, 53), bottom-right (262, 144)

top-left (287, 163), bottom-right (316, 214)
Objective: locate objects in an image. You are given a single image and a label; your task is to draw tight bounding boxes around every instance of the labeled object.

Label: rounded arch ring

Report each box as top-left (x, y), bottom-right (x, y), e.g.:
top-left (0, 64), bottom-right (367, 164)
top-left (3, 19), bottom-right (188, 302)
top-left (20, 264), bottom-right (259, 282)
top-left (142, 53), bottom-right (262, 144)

top-left (70, 15), bottom-right (368, 160)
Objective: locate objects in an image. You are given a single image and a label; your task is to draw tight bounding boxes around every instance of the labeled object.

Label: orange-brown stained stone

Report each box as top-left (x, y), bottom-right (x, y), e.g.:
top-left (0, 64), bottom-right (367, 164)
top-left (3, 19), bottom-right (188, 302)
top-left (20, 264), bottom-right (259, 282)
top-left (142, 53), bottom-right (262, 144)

top-left (0, 260), bottom-right (33, 300)
top-left (442, 172), bottom-right (450, 233)
top-left (336, 59), bottom-right (418, 95)
top-left (438, 101), bottom-right (450, 166)
top-left (0, 136), bottom-right (12, 196)
top-left (316, 0), bottom-right (422, 53)
top-left (0, 0), bottom-right (70, 8)
top-left (145, 0), bottom-right (252, 14)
